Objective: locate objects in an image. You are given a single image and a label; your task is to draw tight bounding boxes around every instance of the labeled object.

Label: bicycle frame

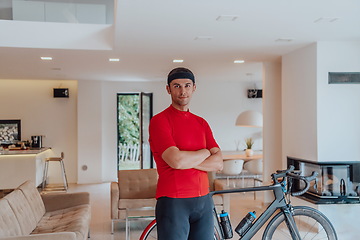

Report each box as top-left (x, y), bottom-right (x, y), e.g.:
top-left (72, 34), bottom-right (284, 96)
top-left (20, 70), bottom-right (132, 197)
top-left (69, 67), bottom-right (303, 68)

top-left (211, 182), bottom-right (297, 240)
top-left (139, 167), bottom-right (335, 240)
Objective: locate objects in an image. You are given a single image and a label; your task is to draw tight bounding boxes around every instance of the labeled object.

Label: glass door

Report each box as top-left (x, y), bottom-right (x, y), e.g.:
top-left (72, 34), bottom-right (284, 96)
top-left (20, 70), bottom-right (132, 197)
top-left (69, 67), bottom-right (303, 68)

top-left (117, 92), bottom-right (153, 170)
top-left (140, 93), bottom-right (154, 169)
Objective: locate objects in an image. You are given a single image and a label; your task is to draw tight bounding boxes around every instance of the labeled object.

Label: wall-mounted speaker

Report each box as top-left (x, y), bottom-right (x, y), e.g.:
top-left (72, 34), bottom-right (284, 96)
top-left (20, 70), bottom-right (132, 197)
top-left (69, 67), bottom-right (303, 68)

top-left (247, 89), bottom-right (262, 98)
top-left (53, 88), bottom-right (69, 98)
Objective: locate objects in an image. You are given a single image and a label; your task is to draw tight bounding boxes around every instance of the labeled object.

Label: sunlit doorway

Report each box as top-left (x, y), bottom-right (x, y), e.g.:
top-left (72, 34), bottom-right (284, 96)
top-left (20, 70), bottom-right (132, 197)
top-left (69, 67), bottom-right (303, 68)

top-left (117, 93), bottom-right (153, 170)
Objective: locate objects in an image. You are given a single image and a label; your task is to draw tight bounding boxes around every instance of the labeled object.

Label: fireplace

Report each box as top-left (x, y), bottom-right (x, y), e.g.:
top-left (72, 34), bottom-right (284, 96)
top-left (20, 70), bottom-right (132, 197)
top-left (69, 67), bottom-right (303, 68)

top-left (287, 157), bottom-right (360, 204)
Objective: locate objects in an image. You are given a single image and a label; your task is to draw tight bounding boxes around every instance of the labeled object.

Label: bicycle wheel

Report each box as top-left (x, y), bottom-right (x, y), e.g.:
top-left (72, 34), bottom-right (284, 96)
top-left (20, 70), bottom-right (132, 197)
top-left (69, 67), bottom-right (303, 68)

top-left (139, 219), bottom-right (222, 240)
top-left (139, 219), bottom-right (157, 240)
top-left (262, 206), bottom-right (337, 240)
top-left (213, 213), bottom-right (223, 240)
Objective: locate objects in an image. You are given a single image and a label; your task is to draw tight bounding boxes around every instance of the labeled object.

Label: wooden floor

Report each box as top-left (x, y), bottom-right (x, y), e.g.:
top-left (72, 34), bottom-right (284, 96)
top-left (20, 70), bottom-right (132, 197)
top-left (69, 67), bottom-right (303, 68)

top-left (67, 181), bottom-right (266, 240)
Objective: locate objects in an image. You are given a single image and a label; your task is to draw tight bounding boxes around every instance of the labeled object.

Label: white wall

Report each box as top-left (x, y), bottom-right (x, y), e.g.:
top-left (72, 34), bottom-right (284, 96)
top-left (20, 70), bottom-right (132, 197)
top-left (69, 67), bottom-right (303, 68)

top-left (282, 41), bottom-right (360, 162)
top-left (317, 42), bottom-right (360, 161)
top-left (0, 79), bottom-right (78, 183)
top-left (77, 80), bottom-right (103, 184)
top-left (191, 79), bottom-right (263, 151)
top-left (281, 41), bottom-right (360, 240)
top-left (282, 43), bottom-right (318, 161)
top-left (262, 61), bottom-right (282, 180)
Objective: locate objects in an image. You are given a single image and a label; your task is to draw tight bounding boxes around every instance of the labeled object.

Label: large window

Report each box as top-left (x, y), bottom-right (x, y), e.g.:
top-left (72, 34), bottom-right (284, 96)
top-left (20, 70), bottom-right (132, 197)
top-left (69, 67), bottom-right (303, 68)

top-left (117, 93), bottom-right (153, 170)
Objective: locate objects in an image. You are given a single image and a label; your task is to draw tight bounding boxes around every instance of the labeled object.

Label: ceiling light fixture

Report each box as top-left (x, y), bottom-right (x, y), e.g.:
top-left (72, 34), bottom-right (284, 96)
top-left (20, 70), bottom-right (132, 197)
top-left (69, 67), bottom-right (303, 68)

top-left (173, 59), bottom-right (184, 63)
top-left (234, 60), bottom-right (245, 63)
top-left (314, 17), bottom-right (339, 23)
top-left (216, 15), bottom-right (239, 21)
top-left (109, 58), bottom-right (120, 62)
top-left (275, 38), bottom-right (293, 42)
top-left (235, 110), bottom-right (263, 127)
top-left (41, 57), bottom-right (52, 60)
top-left (194, 36), bottom-right (213, 40)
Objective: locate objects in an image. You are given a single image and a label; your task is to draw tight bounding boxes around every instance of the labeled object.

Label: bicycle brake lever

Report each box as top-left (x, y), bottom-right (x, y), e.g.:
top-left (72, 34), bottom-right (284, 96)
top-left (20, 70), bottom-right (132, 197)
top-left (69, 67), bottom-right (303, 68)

top-left (313, 178), bottom-right (319, 193)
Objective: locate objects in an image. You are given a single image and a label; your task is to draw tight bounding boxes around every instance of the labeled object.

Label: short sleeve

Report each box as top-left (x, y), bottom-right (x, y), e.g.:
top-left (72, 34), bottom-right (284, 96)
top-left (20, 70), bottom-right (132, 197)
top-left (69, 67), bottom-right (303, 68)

top-left (203, 120), bottom-right (219, 150)
top-left (149, 115), bottom-right (176, 156)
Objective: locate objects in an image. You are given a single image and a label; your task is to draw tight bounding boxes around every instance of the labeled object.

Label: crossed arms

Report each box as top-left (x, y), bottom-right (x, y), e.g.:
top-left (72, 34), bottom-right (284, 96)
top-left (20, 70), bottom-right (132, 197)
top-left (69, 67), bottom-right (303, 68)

top-left (162, 146), bottom-right (223, 172)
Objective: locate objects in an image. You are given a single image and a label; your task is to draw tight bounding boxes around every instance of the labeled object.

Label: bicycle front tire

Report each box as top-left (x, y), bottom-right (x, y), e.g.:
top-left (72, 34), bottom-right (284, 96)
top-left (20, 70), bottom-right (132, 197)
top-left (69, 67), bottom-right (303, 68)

top-left (139, 219), bottom-right (157, 240)
top-left (139, 220), bottom-right (222, 240)
top-left (262, 206), bottom-right (337, 240)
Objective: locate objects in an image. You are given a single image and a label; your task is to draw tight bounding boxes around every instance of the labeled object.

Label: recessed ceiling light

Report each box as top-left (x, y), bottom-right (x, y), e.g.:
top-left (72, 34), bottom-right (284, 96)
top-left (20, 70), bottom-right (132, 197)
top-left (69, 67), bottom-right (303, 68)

top-left (216, 15), bottom-right (239, 21)
top-left (234, 60), bottom-right (245, 63)
top-left (41, 57), bottom-right (52, 60)
top-left (275, 38), bottom-right (293, 42)
top-left (109, 58), bottom-right (120, 62)
top-left (194, 36), bottom-right (213, 40)
top-left (173, 59), bottom-right (184, 63)
top-left (314, 17), bottom-right (339, 23)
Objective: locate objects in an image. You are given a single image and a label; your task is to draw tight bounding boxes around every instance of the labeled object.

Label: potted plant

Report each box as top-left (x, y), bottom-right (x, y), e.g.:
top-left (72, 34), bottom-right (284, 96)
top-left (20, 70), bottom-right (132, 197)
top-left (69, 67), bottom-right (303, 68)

top-left (245, 138), bottom-right (254, 157)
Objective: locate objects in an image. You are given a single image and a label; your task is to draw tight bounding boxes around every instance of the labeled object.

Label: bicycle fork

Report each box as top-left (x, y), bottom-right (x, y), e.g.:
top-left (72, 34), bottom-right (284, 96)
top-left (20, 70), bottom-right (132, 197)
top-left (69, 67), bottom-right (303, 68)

top-left (282, 206), bottom-right (302, 240)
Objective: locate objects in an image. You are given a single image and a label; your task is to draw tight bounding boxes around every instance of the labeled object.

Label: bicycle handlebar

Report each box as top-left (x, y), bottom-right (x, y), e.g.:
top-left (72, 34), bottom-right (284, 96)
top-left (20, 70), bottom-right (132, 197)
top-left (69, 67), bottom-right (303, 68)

top-left (288, 171), bottom-right (318, 196)
top-left (272, 165), bottom-right (318, 196)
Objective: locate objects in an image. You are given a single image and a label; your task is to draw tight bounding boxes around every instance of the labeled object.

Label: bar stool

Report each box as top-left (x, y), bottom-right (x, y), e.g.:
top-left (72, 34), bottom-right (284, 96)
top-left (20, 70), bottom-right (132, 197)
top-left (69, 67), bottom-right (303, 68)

top-left (42, 152), bottom-right (68, 191)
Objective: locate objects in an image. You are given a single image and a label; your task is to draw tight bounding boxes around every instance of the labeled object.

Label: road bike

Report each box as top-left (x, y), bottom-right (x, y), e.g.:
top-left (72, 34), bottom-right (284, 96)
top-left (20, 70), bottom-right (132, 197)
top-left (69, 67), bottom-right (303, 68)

top-left (139, 166), bottom-right (337, 240)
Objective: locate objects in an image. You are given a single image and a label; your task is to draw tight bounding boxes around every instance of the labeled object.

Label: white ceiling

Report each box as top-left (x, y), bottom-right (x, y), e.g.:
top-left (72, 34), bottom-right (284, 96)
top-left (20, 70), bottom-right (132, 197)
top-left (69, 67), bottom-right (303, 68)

top-left (0, 0), bottom-right (359, 82)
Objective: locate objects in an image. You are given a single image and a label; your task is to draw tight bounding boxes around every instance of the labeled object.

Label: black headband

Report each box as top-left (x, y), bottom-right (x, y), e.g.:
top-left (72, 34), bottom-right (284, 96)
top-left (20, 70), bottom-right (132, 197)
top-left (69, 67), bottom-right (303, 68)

top-left (167, 72), bottom-right (195, 85)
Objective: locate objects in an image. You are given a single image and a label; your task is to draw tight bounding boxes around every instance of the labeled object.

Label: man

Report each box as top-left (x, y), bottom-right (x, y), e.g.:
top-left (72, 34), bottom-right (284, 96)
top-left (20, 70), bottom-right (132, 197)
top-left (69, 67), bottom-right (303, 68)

top-left (149, 67), bottom-right (223, 240)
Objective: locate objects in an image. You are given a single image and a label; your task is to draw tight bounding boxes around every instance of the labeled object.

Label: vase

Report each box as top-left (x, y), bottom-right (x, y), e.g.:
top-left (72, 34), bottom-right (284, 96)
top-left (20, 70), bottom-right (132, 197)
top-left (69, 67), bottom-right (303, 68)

top-left (245, 149), bottom-right (254, 157)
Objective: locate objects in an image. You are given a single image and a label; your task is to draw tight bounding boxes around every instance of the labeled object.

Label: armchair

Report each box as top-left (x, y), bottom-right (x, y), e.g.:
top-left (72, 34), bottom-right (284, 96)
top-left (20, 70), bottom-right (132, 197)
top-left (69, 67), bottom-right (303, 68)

top-left (208, 171), bottom-right (230, 213)
top-left (110, 168), bottom-right (158, 234)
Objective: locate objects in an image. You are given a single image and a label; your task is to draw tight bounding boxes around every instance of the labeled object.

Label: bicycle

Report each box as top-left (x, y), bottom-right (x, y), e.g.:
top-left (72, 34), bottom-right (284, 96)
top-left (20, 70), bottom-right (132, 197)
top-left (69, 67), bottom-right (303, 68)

top-left (139, 166), bottom-right (338, 240)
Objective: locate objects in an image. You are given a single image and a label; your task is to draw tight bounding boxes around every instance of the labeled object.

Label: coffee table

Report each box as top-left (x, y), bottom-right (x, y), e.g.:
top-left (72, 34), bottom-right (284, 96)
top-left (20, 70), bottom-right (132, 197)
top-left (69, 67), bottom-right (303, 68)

top-left (125, 207), bottom-right (155, 240)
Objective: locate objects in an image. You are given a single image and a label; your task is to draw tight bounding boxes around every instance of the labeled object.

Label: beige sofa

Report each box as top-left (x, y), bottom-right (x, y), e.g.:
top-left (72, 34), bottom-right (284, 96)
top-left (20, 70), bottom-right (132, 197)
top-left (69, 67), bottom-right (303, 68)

top-left (0, 180), bottom-right (91, 240)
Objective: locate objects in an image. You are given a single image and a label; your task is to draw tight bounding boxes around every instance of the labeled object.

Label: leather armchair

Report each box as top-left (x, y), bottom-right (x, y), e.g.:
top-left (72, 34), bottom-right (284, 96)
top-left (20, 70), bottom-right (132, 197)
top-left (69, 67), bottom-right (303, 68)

top-left (110, 168), bottom-right (158, 233)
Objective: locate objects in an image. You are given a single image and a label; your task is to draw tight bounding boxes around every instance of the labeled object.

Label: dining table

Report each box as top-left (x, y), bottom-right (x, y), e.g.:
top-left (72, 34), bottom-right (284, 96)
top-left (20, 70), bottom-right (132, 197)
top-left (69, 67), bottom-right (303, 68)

top-left (222, 150), bottom-right (263, 162)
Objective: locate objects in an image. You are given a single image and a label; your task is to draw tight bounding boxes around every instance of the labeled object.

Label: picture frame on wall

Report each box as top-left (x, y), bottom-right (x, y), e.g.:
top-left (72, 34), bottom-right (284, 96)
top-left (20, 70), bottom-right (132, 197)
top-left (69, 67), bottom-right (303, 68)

top-left (0, 120), bottom-right (21, 144)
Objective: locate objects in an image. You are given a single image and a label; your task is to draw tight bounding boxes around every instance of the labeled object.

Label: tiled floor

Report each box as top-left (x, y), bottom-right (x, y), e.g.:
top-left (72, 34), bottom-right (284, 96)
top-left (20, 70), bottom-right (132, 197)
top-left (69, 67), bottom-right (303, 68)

top-left (68, 181), bottom-right (266, 240)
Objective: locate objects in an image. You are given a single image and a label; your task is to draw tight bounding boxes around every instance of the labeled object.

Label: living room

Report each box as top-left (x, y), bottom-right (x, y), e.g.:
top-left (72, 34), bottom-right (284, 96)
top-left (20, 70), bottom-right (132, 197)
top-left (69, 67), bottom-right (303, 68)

top-left (1, 1), bottom-right (360, 239)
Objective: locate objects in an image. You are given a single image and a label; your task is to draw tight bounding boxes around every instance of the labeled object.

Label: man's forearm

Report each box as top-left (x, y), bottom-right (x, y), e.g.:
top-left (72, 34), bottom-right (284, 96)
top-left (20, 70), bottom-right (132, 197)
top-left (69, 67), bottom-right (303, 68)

top-left (162, 146), bottom-right (211, 169)
top-left (194, 147), bottom-right (223, 172)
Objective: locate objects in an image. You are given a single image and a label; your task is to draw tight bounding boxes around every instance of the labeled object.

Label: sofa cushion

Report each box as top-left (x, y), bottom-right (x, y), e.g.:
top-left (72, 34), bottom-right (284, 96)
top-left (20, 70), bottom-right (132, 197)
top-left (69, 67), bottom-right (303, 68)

top-left (0, 198), bottom-right (22, 237)
top-left (32, 204), bottom-right (91, 240)
top-left (4, 189), bottom-right (37, 235)
top-left (18, 180), bottom-right (46, 224)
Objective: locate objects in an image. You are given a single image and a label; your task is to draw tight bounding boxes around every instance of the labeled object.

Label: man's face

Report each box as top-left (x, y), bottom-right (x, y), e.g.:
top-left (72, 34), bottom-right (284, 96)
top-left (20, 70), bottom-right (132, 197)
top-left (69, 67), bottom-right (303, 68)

top-left (166, 78), bottom-right (196, 111)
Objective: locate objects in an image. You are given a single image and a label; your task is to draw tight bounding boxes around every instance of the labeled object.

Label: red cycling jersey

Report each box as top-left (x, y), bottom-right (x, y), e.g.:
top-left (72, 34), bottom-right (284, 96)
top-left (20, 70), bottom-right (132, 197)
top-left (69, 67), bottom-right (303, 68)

top-left (149, 105), bottom-right (219, 199)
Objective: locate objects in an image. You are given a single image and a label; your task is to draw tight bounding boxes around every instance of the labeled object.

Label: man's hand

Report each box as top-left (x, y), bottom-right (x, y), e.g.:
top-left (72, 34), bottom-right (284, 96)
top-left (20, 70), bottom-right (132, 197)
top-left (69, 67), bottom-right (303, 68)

top-left (193, 147), bottom-right (223, 172)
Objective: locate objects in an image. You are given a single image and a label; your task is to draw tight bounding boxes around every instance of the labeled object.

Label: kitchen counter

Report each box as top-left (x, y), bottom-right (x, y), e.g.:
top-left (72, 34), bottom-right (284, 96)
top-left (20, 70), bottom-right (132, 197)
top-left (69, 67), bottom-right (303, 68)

top-left (0, 148), bottom-right (53, 190)
top-left (0, 147), bottom-right (51, 155)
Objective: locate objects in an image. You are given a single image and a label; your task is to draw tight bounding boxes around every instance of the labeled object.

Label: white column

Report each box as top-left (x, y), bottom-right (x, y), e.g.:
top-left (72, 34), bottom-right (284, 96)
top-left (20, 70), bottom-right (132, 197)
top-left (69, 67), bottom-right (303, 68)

top-left (262, 61), bottom-right (282, 203)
